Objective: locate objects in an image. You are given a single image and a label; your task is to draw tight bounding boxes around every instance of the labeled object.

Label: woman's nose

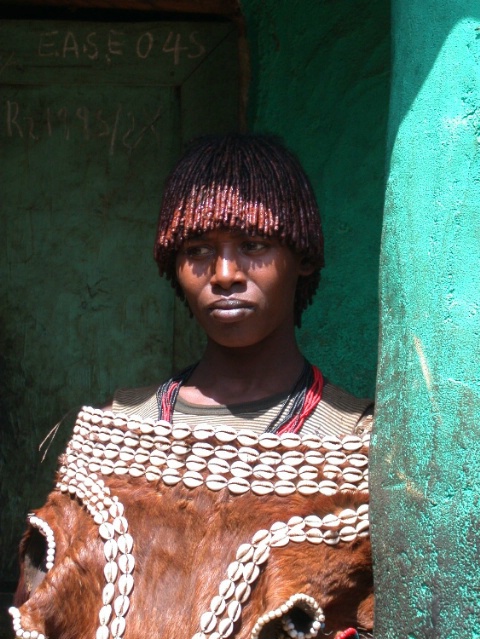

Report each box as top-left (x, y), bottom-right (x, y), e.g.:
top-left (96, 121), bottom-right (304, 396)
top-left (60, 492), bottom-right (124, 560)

top-left (211, 251), bottom-right (244, 289)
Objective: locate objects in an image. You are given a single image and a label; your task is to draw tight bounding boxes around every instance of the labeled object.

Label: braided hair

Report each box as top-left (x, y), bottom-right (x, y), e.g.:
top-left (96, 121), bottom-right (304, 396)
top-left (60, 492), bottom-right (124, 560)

top-left (154, 133), bottom-right (324, 326)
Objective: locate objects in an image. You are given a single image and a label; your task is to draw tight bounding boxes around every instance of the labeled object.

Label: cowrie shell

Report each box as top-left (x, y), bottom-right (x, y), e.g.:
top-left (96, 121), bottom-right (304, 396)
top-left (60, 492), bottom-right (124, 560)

top-left (323, 530), bottom-right (340, 546)
top-left (193, 423), bottom-right (215, 440)
top-left (171, 442), bottom-right (190, 457)
top-left (270, 531), bottom-right (289, 547)
top-left (218, 618), bottom-right (234, 637)
top-left (243, 561), bottom-right (260, 583)
top-left (208, 458), bottom-right (230, 475)
top-left (186, 455), bottom-right (207, 472)
top-left (140, 421), bottom-right (154, 435)
top-left (134, 449), bottom-right (150, 464)
top-left (110, 616), bottom-right (126, 636)
top-left (258, 433), bottom-right (280, 449)
top-left (287, 516), bottom-right (304, 528)
top-left (339, 526), bottom-right (357, 542)
top-left (104, 539), bottom-right (118, 561)
top-left (99, 522), bottom-right (115, 540)
top-left (357, 504), bottom-right (369, 518)
top-left (104, 560), bottom-right (118, 583)
top-left (322, 514), bottom-right (340, 529)
top-left (113, 516), bottom-right (128, 534)
top-left (237, 430), bottom-right (258, 447)
top-left (129, 463), bottom-right (145, 478)
top-left (304, 450), bottom-right (325, 466)
top-left (238, 446), bottom-right (259, 463)
top-left (214, 425), bottom-right (237, 443)
top-left (150, 451), bottom-right (167, 466)
top-left (323, 463), bottom-right (340, 479)
top-left (341, 435), bottom-right (363, 451)
top-left (306, 528), bottom-right (323, 544)
top-left (297, 480), bottom-right (319, 495)
top-left (251, 481), bottom-right (274, 496)
top-left (279, 433), bottom-right (302, 448)
top-left (339, 482), bottom-right (358, 491)
top-left (153, 436), bottom-right (171, 451)
top-left (114, 594), bottom-right (130, 617)
top-left (259, 451), bottom-right (281, 466)
top-left (206, 474), bottom-right (228, 491)
top-left (192, 442), bottom-right (215, 458)
top-left (228, 477), bottom-right (250, 495)
top-left (356, 520), bottom-right (370, 534)
top-left (215, 445), bottom-right (238, 460)
top-left (236, 543), bottom-right (254, 562)
top-left (200, 610), bottom-right (217, 634)
top-left (270, 521), bottom-right (288, 534)
top-left (167, 453), bottom-right (185, 469)
top-left (338, 509), bottom-right (358, 525)
top-left (96, 626), bottom-right (110, 639)
top-left (139, 434), bottom-right (154, 449)
top-left (113, 417), bottom-right (127, 428)
top-left (227, 561), bottom-right (243, 581)
top-left (234, 582), bottom-right (251, 603)
top-left (227, 600), bottom-right (242, 622)
top-left (118, 533), bottom-right (134, 554)
top-left (100, 461), bottom-right (114, 475)
top-left (211, 594), bottom-right (226, 614)
top-left (304, 515), bottom-right (322, 528)
top-left (318, 480), bottom-right (338, 496)
top-left (118, 553), bottom-right (135, 574)
top-left (358, 480), bottom-right (369, 491)
top-left (230, 461), bottom-right (253, 478)
top-left (219, 578), bottom-right (235, 598)
top-left (119, 447), bottom-right (135, 462)
top-left (251, 529), bottom-right (271, 544)
top-left (253, 464), bottom-right (275, 480)
top-left (347, 453), bottom-right (368, 468)
top-left (252, 543), bottom-right (270, 564)
top-left (145, 467), bottom-right (162, 482)
top-left (281, 451), bottom-right (304, 466)
top-left (300, 434), bottom-right (322, 449)
top-left (276, 465), bottom-right (297, 481)
top-left (124, 435), bottom-right (140, 448)
top-left (343, 467), bottom-right (363, 483)
top-left (88, 461), bottom-right (101, 473)
top-left (322, 435), bottom-right (343, 451)
top-left (274, 480), bottom-right (296, 496)
top-left (325, 451), bottom-right (346, 467)
top-left (118, 573), bottom-right (134, 596)
top-left (154, 421), bottom-right (172, 437)
top-left (102, 583), bottom-right (115, 605)
top-left (288, 526), bottom-right (306, 542)
top-left (162, 469), bottom-right (181, 485)
top-left (183, 471), bottom-right (204, 489)
top-left (172, 424), bottom-right (192, 440)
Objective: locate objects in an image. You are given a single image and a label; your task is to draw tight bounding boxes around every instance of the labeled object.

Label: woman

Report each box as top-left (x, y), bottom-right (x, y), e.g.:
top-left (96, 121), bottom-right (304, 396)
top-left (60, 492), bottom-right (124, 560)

top-left (112, 133), bottom-right (373, 436)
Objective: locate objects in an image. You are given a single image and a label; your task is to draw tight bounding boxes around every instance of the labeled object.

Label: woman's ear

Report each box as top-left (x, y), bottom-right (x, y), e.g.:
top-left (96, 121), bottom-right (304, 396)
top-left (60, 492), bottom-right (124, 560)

top-left (298, 256), bottom-right (316, 277)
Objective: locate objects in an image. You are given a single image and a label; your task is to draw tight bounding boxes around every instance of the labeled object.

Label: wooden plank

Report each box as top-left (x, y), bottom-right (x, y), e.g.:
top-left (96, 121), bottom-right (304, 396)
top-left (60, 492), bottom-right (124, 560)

top-left (0, 0), bottom-right (241, 17)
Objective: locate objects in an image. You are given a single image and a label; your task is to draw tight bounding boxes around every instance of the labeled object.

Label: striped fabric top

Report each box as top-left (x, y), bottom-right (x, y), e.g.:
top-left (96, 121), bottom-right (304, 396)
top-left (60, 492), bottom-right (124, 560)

top-left (112, 381), bottom-right (374, 438)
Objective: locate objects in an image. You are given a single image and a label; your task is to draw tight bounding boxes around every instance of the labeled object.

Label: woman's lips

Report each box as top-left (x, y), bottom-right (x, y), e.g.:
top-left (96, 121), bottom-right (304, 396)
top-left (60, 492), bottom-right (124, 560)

top-left (208, 299), bottom-right (254, 322)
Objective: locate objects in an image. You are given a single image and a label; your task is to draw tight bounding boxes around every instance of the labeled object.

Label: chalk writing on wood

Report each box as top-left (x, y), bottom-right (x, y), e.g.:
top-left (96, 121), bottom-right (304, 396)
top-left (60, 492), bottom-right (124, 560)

top-left (37, 29), bottom-right (205, 65)
top-left (4, 101), bottom-right (164, 155)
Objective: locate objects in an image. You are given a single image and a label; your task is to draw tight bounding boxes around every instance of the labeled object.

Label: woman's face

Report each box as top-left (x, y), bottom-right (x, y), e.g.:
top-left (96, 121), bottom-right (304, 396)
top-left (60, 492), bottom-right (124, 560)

top-left (175, 228), bottom-right (313, 350)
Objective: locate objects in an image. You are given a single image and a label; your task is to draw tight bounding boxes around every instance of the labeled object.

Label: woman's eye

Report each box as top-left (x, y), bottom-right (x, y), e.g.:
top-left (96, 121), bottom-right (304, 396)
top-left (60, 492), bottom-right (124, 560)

top-left (242, 241), bottom-right (268, 253)
top-left (184, 245), bottom-right (212, 258)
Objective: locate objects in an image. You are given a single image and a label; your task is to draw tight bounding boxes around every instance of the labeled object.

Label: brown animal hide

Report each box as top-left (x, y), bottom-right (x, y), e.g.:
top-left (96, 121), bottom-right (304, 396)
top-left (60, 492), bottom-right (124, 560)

top-left (11, 409), bottom-right (373, 639)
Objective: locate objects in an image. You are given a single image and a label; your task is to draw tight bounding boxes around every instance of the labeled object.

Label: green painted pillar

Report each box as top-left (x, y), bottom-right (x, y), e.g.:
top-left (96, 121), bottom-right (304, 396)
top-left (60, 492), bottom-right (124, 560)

top-left (371, 2), bottom-right (480, 637)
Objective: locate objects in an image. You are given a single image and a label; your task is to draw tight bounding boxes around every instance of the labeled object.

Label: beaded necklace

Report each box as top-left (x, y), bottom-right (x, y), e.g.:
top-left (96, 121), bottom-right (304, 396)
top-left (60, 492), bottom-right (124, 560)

top-left (155, 361), bottom-right (324, 435)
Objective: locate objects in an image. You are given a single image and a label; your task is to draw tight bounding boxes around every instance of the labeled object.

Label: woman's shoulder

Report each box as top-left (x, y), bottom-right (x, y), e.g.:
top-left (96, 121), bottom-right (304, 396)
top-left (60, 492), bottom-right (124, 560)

top-left (111, 384), bottom-right (159, 420)
top-left (305, 380), bottom-right (374, 437)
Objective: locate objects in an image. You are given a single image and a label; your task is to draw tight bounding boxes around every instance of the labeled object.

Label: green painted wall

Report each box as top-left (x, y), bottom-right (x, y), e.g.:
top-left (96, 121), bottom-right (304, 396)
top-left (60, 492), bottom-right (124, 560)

top-left (371, 1), bottom-right (480, 636)
top-left (241, 0), bottom-right (390, 398)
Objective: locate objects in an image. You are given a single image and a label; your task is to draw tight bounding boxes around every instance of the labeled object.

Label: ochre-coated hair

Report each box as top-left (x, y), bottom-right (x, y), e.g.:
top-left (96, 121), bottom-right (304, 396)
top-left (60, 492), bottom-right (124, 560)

top-left (154, 133), bottom-right (324, 326)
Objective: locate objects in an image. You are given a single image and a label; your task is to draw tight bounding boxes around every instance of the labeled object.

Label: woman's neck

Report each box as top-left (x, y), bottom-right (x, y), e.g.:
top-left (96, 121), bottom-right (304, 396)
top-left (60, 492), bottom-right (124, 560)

top-left (179, 336), bottom-right (306, 406)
